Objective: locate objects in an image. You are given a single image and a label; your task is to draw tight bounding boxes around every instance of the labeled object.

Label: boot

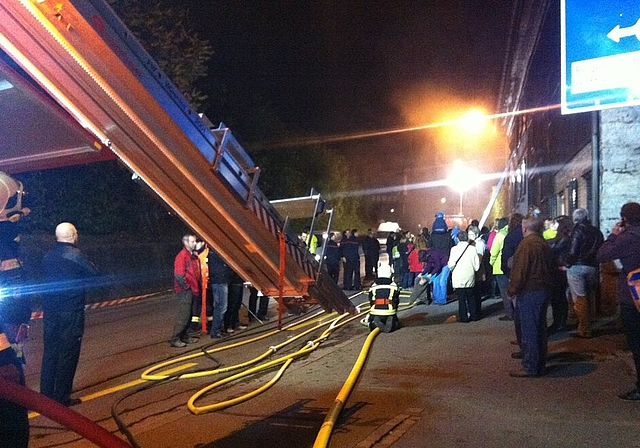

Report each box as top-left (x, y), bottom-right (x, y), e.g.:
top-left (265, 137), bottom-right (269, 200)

top-left (573, 296), bottom-right (592, 338)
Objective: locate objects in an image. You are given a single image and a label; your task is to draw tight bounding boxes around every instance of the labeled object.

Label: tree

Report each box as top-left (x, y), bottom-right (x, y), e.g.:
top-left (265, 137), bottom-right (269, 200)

top-left (108, 0), bottom-right (213, 110)
top-left (15, 0), bottom-right (215, 236)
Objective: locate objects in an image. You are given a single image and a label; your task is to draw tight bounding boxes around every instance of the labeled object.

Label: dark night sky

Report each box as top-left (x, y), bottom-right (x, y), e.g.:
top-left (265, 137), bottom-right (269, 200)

top-left (181, 1), bottom-right (515, 225)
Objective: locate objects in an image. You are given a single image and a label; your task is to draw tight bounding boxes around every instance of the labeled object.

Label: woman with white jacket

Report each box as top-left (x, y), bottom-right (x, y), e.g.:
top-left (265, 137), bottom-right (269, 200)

top-left (448, 230), bottom-right (481, 322)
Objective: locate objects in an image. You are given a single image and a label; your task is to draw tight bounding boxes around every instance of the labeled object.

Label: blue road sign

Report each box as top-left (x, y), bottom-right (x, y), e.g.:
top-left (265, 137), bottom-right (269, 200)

top-left (562, 0), bottom-right (640, 114)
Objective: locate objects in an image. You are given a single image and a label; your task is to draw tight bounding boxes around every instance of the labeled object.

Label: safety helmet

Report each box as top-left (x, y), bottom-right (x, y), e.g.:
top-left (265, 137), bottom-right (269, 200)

top-left (377, 263), bottom-right (393, 279)
top-left (435, 212), bottom-right (444, 219)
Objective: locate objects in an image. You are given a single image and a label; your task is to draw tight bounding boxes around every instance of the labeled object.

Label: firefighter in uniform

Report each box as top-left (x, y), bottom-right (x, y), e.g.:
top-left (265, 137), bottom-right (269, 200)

top-left (366, 263), bottom-right (401, 333)
top-left (0, 329), bottom-right (29, 447)
top-left (0, 227), bottom-right (30, 446)
top-left (0, 175), bottom-right (30, 446)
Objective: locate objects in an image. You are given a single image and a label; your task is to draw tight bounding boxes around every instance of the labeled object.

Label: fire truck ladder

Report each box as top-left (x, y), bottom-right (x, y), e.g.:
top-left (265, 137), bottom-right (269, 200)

top-left (0, 0), bottom-right (354, 314)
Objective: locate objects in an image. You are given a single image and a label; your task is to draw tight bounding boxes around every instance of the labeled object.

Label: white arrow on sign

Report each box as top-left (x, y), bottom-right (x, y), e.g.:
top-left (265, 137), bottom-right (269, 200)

top-left (607, 17), bottom-right (640, 43)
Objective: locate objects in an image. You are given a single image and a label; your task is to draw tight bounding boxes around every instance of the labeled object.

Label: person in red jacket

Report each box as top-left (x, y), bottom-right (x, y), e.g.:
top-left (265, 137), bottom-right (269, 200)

top-left (170, 234), bottom-right (201, 348)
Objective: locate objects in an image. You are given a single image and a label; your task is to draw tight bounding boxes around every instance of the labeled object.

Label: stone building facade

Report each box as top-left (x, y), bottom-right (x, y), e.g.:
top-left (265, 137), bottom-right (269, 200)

top-left (599, 107), bottom-right (640, 232)
top-left (496, 0), bottom-right (640, 235)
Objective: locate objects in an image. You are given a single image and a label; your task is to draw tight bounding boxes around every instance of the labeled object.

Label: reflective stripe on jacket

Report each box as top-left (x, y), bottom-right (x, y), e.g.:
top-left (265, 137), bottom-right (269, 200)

top-left (369, 283), bottom-right (399, 316)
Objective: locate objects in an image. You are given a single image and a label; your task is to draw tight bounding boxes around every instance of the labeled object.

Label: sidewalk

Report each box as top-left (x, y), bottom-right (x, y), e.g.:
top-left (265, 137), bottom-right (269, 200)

top-left (331, 295), bottom-right (640, 448)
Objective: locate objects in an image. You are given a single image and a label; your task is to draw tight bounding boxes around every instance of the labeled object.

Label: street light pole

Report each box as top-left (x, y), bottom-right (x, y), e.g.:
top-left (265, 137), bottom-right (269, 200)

top-left (447, 160), bottom-right (479, 218)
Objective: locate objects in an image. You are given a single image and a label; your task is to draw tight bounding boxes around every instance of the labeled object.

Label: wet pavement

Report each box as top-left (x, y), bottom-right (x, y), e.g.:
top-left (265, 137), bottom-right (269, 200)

top-left (22, 291), bottom-right (640, 447)
top-left (329, 294), bottom-right (640, 447)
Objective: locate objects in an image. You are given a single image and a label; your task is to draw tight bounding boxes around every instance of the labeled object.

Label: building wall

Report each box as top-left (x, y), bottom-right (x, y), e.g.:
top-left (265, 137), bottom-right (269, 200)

top-left (553, 143), bottom-right (591, 218)
top-left (599, 106), bottom-right (640, 234)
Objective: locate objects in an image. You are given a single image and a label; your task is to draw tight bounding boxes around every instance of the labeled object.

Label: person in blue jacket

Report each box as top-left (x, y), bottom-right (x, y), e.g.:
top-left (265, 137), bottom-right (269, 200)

top-left (40, 222), bottom-right (99, 406)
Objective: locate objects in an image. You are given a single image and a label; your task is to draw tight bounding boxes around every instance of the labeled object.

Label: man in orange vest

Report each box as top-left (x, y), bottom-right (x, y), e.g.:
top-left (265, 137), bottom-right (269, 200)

top-left (189, 241), bottom-right (210, 335)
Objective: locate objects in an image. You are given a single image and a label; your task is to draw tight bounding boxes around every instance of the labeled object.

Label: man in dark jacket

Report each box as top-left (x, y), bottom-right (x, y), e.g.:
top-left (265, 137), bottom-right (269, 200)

top-left (340, 229), bottom-right (361, 290)
top-left (597, 202), bottom-right (640, 400)
top-left (362, 228), bottom-right (380, 279)
top-left (40, 222), bottom-right (98, 406)
top-left (323, 232), bottom-right (341, 283)
top-left (566, 208), bottom-right (604, 338)
top-left (385, 232), bottom-right (396, 262)
top-left (207, 249), bottom-right (232, 338)
top-left (501, 213), bottom-right (524, 278)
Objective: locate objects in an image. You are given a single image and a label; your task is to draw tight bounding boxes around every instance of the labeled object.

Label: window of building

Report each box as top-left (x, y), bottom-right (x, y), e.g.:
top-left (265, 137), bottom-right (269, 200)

top-left (567, 178), bottom-right (578, 215)
top-left (557, 191), bottom-right (566, 216)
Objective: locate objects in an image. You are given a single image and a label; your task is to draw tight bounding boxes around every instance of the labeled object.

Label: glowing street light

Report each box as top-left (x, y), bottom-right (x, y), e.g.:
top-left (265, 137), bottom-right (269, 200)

top-left (458, 109), bottom-right (488, 135)
top-left (446, 160), bottom-right (480, 216)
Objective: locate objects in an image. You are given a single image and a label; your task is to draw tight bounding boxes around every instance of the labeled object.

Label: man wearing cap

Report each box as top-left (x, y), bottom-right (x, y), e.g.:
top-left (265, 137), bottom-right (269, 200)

top-left (430, 212), bottom-right (452, 305)
top-left (565, 208), bottom-right (604, 338)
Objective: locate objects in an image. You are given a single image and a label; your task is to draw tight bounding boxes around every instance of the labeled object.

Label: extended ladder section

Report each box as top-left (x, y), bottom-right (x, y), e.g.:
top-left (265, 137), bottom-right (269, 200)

top-left (0, 0), bottom-right (354, 314)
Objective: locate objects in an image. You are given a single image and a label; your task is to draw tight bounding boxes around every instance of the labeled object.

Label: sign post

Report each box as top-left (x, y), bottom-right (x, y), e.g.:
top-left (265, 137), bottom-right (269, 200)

top-left (562, 0), bottom-right (640, 114)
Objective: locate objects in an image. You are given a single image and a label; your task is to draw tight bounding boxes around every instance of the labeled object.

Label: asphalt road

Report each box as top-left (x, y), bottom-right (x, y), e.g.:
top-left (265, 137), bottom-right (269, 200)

top-left (21, 289), bottom-right (640, 447)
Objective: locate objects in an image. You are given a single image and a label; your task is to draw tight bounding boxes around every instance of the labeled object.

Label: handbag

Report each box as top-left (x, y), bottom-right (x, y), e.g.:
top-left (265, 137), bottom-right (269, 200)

top-left (450, 243), bottom-right (471, 272)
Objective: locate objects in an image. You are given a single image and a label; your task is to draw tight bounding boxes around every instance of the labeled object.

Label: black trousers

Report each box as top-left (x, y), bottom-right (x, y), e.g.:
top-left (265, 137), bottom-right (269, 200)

top-left (224, 283), bottom-right (243, 329)
top-left (41, 310), bottom-right (84, 405)
top-left (326, 262), bottom-right (340, 283)
top-left (457, 287), bottom-right (479, 322)
top-left (621, 302), bottom-right (640, 389)
top-left (364, 254), bottom-right (379, 278)
top-left (344, 258), bottom-right (361, 289)
top-left (248, 287), bottom-right (269, 319)
top-left (0, 335), bottom-right (29, 448)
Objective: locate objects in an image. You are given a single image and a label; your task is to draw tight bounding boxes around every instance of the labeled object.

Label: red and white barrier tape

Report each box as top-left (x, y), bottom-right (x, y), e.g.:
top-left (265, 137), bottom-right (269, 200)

top-left (29, 290), bottom-right (172, 320)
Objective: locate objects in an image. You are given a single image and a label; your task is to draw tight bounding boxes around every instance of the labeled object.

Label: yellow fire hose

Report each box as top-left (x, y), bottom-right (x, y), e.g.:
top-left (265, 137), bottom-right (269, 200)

top-left (187, 312), bottom-right (367, 414)
top-left (313, 327), bottom-right (381, 448)
top-left (141, 309), bottom-right (330, 380)
top-left (139, 295), bottom-right (417, 421)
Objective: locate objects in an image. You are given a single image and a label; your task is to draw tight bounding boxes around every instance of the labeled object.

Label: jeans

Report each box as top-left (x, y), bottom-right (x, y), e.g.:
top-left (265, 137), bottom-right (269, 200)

top-left (517, 290), bottom-right (549, 375)
top-left (566, 265), bottom-right (598, 298)
top-left (209, 283), bottom-right (228, 336)
top-left (403, 272), bottom-right (417, 289)
top-left (496, 274), bottom-right (514, 318)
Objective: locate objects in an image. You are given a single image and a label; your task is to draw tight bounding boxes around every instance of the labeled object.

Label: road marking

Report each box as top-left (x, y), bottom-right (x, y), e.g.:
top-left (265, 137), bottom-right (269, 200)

top-left (28, 362), bottom-right (197, 419)
top-left (355, 408), bottom-right (423, 448)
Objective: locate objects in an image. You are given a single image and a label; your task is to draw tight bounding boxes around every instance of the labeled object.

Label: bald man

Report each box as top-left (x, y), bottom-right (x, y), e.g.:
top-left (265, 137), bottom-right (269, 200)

top-left (40, 222), bottom-right (98, 406)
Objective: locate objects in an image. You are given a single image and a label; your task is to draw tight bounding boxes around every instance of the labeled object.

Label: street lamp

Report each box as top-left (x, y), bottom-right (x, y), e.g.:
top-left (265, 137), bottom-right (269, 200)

top-left (458, 109), bottom-right (488, 135)
top-left (446, 160), bottom-right (479, 216)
